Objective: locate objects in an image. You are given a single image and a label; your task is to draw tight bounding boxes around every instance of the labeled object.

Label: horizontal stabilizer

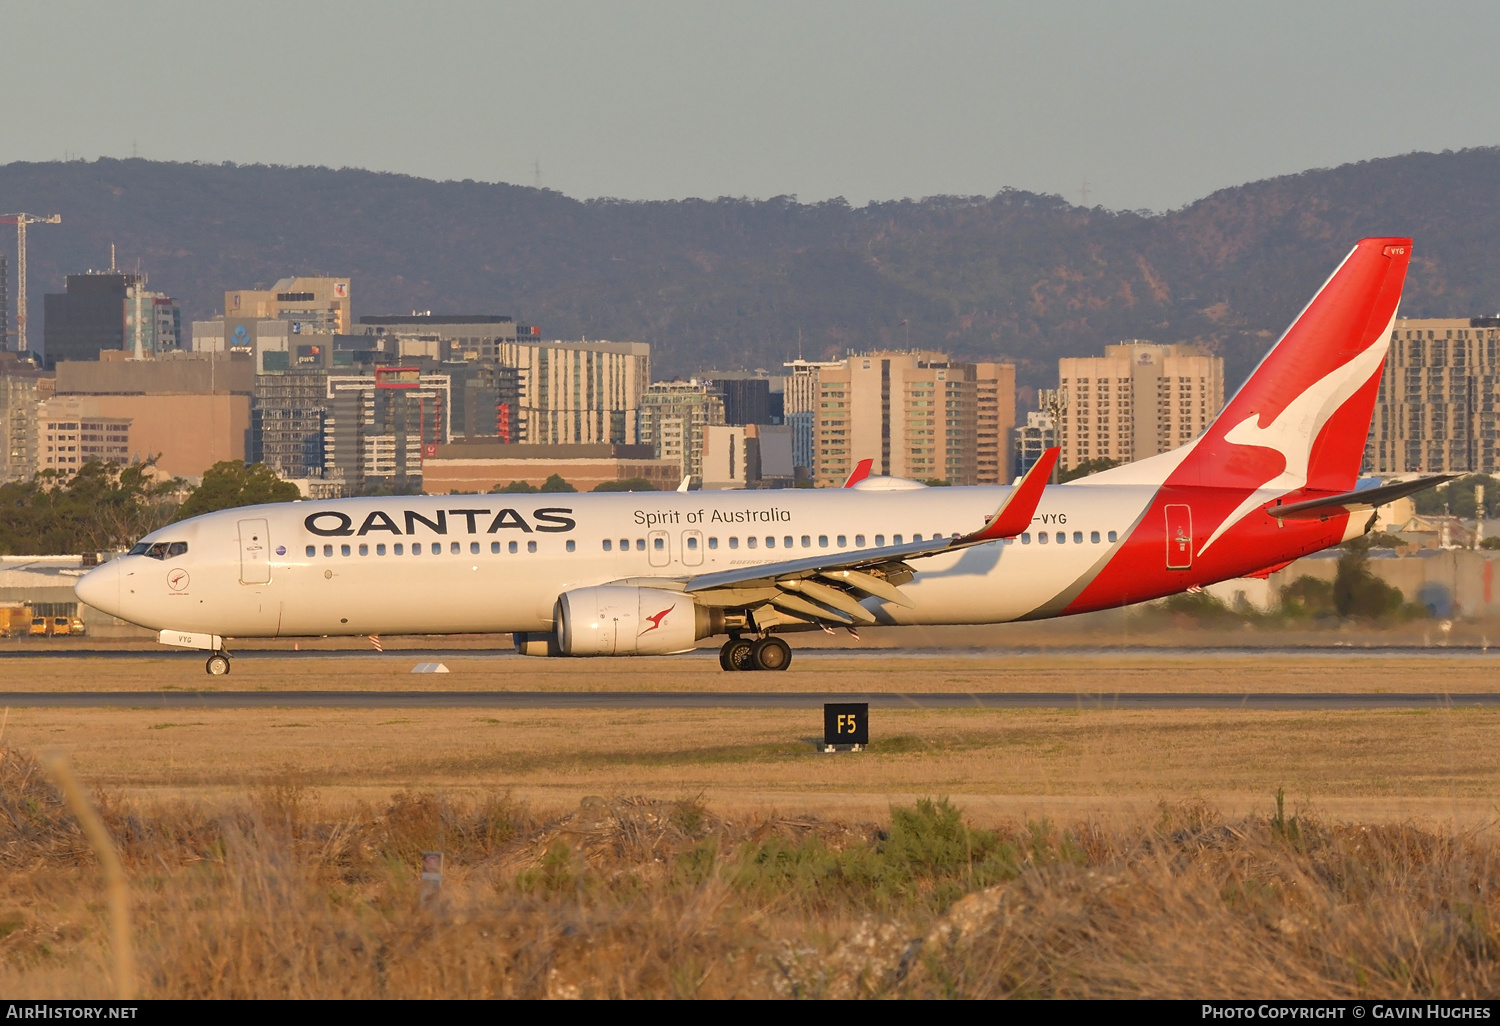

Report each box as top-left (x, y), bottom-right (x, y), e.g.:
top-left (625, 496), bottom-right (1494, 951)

top-left (1269, 474), bottom-right (1456, 521)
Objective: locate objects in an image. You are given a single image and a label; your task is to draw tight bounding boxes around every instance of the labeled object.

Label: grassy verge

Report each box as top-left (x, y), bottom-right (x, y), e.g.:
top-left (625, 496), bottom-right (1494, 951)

top-left (1, 743), bottom-right (1495, 998)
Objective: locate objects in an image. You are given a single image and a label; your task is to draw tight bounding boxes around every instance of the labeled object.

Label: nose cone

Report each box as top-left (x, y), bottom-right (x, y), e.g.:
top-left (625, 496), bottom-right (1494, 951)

top-left (75, 560), bottom-right (122, 618)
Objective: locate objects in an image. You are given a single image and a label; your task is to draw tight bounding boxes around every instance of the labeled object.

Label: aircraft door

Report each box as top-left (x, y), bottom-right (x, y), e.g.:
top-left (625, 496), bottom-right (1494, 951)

top-left (681, 530), bottom-right (704, 567)
top-left (1164, 505), bottom-right (1192, 570)
top-left (238, 519), bottom-right (272, 584)
top-left (648, 530), bottom-right (670, 568)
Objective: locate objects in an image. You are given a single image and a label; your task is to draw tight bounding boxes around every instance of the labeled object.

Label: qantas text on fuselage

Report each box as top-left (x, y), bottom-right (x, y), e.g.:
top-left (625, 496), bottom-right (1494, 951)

top-left (76, 238), bottom-right (1447, 674)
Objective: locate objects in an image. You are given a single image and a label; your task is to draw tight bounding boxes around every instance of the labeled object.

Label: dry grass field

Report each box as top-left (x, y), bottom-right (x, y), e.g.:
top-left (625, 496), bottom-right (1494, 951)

top-left (1, 651), bottom-right (1497, 998)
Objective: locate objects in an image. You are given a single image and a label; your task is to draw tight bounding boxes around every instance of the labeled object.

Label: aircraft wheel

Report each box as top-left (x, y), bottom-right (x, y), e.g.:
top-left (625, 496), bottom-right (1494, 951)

top-left (206, 653), bottom-right (231, 676)
top-left (751, 636), bottom-right (792, 672)
top-left (720, 638), bottom-right (754, 671)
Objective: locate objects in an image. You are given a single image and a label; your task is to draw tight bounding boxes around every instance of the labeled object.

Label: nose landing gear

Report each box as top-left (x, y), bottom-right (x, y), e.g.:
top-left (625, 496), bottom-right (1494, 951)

top-left (205, 652), bottom-right (231, 676)
top-left (718, 635), bottom-right (791, 671)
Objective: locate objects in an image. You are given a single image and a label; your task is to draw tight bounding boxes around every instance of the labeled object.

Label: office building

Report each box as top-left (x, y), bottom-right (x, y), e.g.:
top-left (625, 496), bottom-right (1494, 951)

top-left (701, 424), bottom-right (754, 490)
top-left (1056, 342), bottom-right (1224, 470)
top-left (808, 351), bottom-right (1014, 488)
top-left (420, 442), bottom-right (679, 495)
top-left (34, 396), bottom-right (132, 473)
top-left (252, 368), bottom-right (330, 483)
top-left (1013, 411), bottom-right (1057, 477)
top-left (226, 277), bottom-right (352, 334)
top-left (707, 375), bottom-right (773, 427)
top-left (1, 353), bottom-right (52, 483)
top-left (782, 359), bottom-right (842, 476)
top-left (502, 338), bottom-right (651, 446)
top-left (639, 381), bottom-right (726, 483)
top-left (53, 352), bottom-right (253, 478)
top-left (1366, 317), bottom-right (1500, 475)
top-left (358, 314), bottom-right (532, 362)
top-left (324, 366), bottom-right (451, 493)
top-left (976, 362), bottom-right (1017, 484)
top-left (42, 272), bottom-right (135, 367)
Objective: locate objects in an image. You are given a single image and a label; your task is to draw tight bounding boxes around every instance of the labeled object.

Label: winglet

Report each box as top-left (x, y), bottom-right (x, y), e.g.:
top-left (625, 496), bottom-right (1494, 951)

top-left (962, 447), bottom-right (1059, 542)
top-left (842, 458), bottom-right (874, 488)
top-left (677, 476), bottom-right (691, 493)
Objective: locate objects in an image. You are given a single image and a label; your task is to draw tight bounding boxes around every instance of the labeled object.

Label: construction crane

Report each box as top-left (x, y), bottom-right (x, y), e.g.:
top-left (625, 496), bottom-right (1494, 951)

top-left (0, 213), bottom-right (61, 354)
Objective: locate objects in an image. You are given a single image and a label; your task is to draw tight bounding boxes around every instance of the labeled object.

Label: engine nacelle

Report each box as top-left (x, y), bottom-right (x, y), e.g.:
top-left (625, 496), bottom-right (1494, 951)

top-left (556, 586), bottom-right (707, 656)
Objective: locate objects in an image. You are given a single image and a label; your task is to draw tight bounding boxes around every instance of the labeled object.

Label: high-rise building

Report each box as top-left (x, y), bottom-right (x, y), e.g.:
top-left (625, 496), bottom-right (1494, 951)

top-left (501, 338), bottom-right (650, 445)
top-left (639, 381), bottom-right (726, 483)
top-left (1, 353), bottom-right (52, 483)
top-left (42, 272), bottom-right (138, 367)
top-left (34, 396), bottom-right (133, 474)
top-left (1013, 411), bottom-right (1057, 477)
top-left (808, 351), bottom-right (1014, 488)
top-left (324, 367), bottom-right (452, 493)
top-left (53, 353), bottom-right (253, 478)
top-left (1366, 317), bottom-right (1500, 474)
top-left (226, 277), bottom-right (352, 334)
top-left (975, 362), bottom-right (1017, 484)
top-left (1057, 342), bottom-right (1224, 470)
top-left (782, 359), bottom-right (842, 477)
top-left (252, 368), bottom-right (329, 483)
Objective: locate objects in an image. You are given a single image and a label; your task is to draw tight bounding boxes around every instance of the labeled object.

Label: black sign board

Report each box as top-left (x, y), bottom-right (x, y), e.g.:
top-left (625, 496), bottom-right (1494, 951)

top-left (823, 702), bottom-right (869, 747)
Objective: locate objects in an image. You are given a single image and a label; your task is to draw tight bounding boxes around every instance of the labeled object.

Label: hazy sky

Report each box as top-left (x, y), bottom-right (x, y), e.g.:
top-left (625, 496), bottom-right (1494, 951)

top-left (3, 1), bottom-right (1498, 212)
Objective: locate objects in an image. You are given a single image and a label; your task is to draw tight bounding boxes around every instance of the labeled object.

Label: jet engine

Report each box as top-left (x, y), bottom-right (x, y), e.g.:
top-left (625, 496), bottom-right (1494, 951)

top-left (554, 586), bottom-right (719, 656)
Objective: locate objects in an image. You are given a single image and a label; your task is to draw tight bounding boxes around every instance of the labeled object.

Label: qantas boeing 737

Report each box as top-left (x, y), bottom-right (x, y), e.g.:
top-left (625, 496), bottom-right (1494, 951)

top-left (75, 237), bottom-right (1450, 675)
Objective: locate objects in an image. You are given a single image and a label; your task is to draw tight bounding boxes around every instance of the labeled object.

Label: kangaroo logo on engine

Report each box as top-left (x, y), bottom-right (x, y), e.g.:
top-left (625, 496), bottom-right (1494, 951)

top-left (640, 605), bottom-right (675, 634)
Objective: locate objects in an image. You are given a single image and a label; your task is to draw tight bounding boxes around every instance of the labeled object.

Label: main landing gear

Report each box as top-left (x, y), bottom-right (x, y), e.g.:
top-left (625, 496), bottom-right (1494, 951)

top-left (719, 636), bottom-right (791, 672)
top-left (205, 652), bottom-right (231, 676)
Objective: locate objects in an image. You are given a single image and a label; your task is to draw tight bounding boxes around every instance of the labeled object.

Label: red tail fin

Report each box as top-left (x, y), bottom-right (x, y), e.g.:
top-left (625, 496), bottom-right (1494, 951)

top-left (1174, 238), bottom-right (1410, 494)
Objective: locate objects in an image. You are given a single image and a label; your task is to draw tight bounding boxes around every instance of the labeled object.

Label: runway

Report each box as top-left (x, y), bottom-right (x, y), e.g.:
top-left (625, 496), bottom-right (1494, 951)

top-left (3, 691), bottom-right (1499, 710)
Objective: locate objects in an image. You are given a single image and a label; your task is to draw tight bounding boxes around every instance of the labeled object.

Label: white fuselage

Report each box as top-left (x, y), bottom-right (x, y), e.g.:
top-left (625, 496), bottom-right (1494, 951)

top-left (78, 482), bottom-right (1168, 638)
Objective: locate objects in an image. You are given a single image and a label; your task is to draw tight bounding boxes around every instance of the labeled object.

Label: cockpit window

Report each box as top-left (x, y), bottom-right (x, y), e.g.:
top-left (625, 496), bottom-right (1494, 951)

top-left (133, 541), bottom-right (188, 560)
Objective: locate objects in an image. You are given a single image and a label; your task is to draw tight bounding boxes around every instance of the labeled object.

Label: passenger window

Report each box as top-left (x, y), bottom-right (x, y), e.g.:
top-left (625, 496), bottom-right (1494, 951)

top-left (412, 543), bottom-right (423, 555)
top-left (305, 545), bottom-right (316, 558)
top-left (687, 536), bottom-right (698, 550)
top-left (708, 537), bottom-right (718, 549)
top-left (1055, 533), bottom-right (1064, 545)
top-left (1073, 532), bottom-right (1083, 544)
top-left (491, 542), bottom-right (500, 554)
top-left (1021, 533), bottom-right (1031, 544)
top-left (431, 544), bottom-right (440, 555)
top-left (509, 541), bottom-right (518, 554)
top-left (853, 535), bottom-right (863, 546)
top-left (341, 544), bottom-right (351, 556)
top-left (603, 539), bottom-right (612, 551)
top-left (766, 537), bottom-right (775, 548)
top-left (377, 544), bottom-right (387, 556)
top-left (801, 535), bottom-right (811, 548)
top-left (451, 542), bottom-right (461, 554)
top-left (470, 542), bottom-right (480, 554)
top-left (566, 540), bottom-right (576, 552)
top-left (784, 536), bottom-right (793, 548)
top-left (747, 537), bottom-right (757, 549)
top-left (323, 544), bottom-right (333, 557)
top-left (1108, 531), bottom-right (1118, 543)
top-left (893, 535), bottom-right (903, 545)
top-left (1090, 531), bottom-right (1100, 544)
top-left (728, 537), bottom-right (739, 549)
top-left (914, 534), bottom-right (923, 542)
top-left (621, 539), bottom-right (630, 551)
top-left (527, 541), bottom-right (537, 553)
top-left (358, 544), bottom-right (369, 556)
top-left (653, 537), bottom-right (665, 550)
top-left (1038, 533), bottom-right (1049, 545)
top-left (875, 535), bottom-right (884, 546)
top-left (819, 536), bottom-right (829, 548)
top-left (394, 543), bottom-right (404, 555)
top-left (636, 539), bottom-right (645, 551)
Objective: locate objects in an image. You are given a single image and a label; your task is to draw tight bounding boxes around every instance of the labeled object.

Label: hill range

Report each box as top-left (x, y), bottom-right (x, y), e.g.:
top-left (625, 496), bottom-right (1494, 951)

top-left (2, 149), bottom-right (1498, 390)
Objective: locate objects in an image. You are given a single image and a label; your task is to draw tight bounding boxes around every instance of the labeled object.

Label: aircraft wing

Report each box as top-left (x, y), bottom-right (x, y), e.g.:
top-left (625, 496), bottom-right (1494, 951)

top-left (659, 448), bottom-right (1061, 627)
top-left (1268, 474), bottom-right (1456, 521)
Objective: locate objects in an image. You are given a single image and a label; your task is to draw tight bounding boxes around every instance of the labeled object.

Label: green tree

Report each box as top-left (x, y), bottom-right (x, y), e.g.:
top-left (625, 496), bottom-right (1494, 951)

top-left (593, 477), bottom-right (658, 492)
top-left (539, 474), bottom-right (576, 493)
top-left (0, 459), bottom-right (182, 555)
top-left (1332, 540), bottom-right (1406, 619)
top-left (490, 480), bottom-right (538, 494)
top-left (1059, 457), bottom-right (1121, 483)
top-left (175, 461), bottom-right (301, 521)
